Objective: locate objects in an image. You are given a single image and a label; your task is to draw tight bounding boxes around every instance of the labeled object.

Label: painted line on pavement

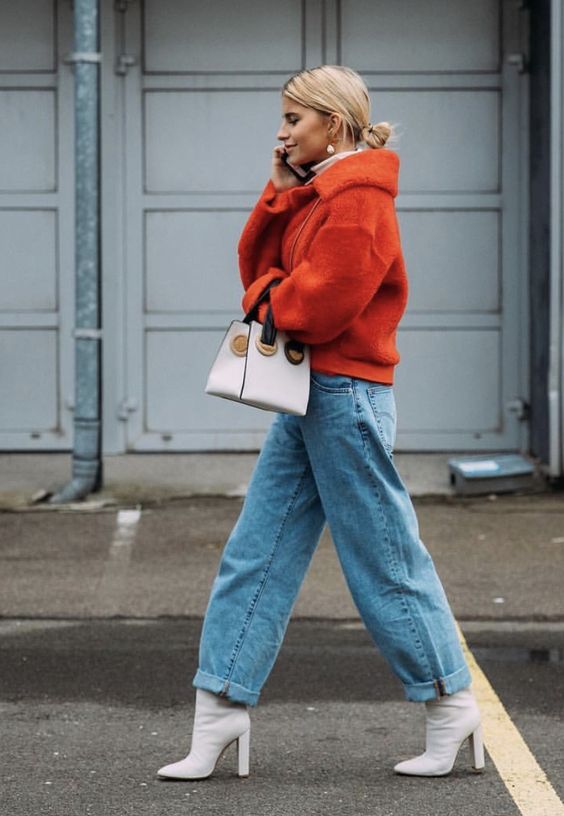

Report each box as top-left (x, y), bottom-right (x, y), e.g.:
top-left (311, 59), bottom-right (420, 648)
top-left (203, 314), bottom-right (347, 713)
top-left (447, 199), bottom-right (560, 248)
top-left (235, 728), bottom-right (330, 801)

top-left (457, 622), bottom-right (564, 816)
top-left (90, 507), bottom-right (141, 616)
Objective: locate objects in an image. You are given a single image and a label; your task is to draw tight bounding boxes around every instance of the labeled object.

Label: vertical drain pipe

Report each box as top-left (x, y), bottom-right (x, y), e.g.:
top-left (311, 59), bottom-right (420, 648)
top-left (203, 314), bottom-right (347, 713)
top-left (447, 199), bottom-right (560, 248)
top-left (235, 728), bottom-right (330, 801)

top-left (50, 0), bottom-right (102, 503)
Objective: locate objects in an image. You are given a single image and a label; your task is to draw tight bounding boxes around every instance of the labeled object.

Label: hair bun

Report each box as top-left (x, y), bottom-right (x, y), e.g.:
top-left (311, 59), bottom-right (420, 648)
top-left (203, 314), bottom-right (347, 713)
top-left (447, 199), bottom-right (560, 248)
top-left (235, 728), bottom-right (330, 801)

top-left (362, 121), bottom-right (393, 149)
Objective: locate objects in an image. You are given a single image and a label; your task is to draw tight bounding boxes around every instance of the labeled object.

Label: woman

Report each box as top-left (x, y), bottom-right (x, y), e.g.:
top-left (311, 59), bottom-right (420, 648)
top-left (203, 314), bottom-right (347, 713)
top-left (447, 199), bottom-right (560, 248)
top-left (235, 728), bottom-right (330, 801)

top-left (157, 65), bottom-right (483, 781)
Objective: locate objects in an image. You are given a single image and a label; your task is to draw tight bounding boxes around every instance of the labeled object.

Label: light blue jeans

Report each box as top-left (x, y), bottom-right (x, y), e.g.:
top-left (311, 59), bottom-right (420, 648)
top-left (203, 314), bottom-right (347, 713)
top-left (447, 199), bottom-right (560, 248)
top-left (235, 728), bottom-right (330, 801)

top-left (193, 371), bottom-right (471, 706)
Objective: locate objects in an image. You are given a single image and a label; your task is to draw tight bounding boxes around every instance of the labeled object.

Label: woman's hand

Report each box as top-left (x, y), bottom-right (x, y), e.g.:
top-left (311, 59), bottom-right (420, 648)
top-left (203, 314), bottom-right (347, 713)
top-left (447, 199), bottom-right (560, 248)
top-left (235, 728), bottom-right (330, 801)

top-left (271, 146), bottom-right (304, 192)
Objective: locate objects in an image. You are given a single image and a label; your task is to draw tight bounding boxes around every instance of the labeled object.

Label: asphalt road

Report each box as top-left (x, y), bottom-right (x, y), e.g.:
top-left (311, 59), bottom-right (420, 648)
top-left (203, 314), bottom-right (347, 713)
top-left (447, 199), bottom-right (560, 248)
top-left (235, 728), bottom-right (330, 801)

top-left (1, 619), bottom-right (563, 816)
top-left (1, 495), bottom-right (564, 815)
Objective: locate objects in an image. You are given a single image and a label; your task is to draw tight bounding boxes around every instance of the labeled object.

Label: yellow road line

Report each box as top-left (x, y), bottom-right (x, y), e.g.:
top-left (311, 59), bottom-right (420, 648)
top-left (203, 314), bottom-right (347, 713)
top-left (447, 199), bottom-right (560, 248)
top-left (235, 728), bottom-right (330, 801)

top-left (457, 622), bottom-right (564, 816)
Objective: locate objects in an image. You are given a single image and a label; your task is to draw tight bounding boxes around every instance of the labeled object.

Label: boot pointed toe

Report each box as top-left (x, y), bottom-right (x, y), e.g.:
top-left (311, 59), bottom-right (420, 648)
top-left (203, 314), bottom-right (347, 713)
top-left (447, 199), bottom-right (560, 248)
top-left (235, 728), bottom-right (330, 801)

top-left (394, 753), bottom-right (453, 776)
top-left (157, 756), bottom-right (213, 780)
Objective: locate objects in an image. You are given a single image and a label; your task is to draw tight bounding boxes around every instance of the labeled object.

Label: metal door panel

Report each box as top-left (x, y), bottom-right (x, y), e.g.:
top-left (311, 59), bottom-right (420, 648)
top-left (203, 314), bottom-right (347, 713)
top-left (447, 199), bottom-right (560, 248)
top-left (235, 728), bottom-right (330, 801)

top-left (0, 1), bottom-right (55, 72)
top-left (0, 330), bottom-right (58, 430)
top-left (144, 90), bottom-right (285, 192)
top-left (145, 330), bottom-right (273, 448)
top-left (374, 90), bottom-right (500, 192)
top-left (0, 211), bottom-right (57, 310)
top-left (0, 90), bottom-right (56, 191)
top-left (341, 0), bottom-right (500, 73)
top-left (401, 210), bottom-right (500, 312)
top-left (396, 330), bottom-right (501, 435)
top-left (144, 0), bottom-right (304, 73)
top-left (145, 211), bottom-right (247, 313)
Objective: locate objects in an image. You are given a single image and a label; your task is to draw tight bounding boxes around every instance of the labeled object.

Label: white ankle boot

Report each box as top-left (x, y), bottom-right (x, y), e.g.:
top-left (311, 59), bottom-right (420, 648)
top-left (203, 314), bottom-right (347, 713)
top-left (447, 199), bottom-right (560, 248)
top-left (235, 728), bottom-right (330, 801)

top-left (157, 689), bottom-right (251, 780)
top-left (394, 687), bottom-right (485, 776)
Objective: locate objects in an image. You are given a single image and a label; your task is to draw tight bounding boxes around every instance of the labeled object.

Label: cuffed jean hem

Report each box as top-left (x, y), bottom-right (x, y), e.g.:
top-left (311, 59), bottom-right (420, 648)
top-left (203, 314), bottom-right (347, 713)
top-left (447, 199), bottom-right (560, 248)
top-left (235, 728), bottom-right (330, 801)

top-left (403, 664), bottom-right (473, 702)
top-left (192, 669), bottom-right (260, 707)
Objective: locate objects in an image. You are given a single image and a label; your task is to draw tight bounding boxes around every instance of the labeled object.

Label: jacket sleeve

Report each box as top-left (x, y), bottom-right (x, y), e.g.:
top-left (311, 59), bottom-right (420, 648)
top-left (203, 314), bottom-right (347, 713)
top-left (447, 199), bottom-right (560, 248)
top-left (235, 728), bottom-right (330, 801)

top-left (266, 187), bottom-right (399, 345)
top-left (237, 179), bottom-right (296, 319)
top-left (238, 180), bottom-right (294, 282)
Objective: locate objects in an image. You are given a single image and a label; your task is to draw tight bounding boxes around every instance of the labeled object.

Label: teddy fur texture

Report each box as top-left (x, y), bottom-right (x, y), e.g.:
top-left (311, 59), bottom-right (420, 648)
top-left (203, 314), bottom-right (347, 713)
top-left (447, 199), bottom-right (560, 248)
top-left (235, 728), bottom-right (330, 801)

top-left (239, 148), bottom-right (408, 384)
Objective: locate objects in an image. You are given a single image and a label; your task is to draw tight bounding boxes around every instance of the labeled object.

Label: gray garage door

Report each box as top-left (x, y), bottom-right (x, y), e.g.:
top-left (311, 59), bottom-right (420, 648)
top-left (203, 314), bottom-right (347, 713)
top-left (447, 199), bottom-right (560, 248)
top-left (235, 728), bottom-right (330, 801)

top-left (117, 0), bottom-right (529, 453)
top-left (0, 2), bottom-right (75, 450)
top-left (0, 1), bottom-right (528, 455)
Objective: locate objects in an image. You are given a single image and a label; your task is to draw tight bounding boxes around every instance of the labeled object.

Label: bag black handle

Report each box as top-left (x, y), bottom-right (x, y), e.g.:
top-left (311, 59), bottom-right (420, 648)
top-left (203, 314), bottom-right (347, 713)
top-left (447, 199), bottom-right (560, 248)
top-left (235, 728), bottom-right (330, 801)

top-left (243, 278), bottom-right (304, 354)
top-left (243, 278), bottom-right (283, 325)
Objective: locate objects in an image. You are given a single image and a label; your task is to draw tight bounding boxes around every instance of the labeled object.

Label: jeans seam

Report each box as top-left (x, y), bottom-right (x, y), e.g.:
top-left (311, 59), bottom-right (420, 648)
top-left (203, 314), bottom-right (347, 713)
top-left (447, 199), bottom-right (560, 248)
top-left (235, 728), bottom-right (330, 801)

top-left (310, 381), bottom-right (352, 394)
top-left (352, 379), bottom-right (434, 680)
top-left (221, 462), bottom-right (311, 689)
top-left (367, 387), bottom-right (394, 458)
top-left (374, 413), bottom-right (393, 457)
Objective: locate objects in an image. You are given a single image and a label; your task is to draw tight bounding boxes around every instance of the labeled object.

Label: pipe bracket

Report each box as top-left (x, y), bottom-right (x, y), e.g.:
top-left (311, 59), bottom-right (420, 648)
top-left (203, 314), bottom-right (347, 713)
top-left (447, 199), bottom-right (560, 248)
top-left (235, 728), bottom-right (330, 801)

top-left (63, 51), bottom-right (102, 64)
top-left (72, 328), bottom-right (102, 340)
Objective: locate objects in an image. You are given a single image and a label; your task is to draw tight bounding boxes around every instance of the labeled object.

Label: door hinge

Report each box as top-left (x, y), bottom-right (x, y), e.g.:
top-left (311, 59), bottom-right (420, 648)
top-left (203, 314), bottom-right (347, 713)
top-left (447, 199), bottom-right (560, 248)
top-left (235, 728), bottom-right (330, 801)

top-left (118, 398), bottom-right (139, 421)
top-left (506, 52), bottom-right (529, 74)
top-left (506, 397), bottom-right (530, 421)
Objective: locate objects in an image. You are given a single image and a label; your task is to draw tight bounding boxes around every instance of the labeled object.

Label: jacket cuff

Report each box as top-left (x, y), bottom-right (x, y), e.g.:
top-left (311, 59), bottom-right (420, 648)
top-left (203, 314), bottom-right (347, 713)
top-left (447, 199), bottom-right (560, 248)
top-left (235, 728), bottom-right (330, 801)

top-left (241, 269), bottom-right (287, 316)
top-left (257, 179), bottom-right (293, 214)
top-left (268, 276), bottom-right (306, 333)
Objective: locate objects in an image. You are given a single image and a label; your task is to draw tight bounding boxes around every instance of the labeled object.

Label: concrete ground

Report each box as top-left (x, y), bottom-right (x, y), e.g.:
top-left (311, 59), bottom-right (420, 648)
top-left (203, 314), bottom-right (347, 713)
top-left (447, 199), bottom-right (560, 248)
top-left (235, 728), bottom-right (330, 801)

top-left (1, 486), bottom-right (563, 815)
top-left (0, 451), bottom-right (548, 508)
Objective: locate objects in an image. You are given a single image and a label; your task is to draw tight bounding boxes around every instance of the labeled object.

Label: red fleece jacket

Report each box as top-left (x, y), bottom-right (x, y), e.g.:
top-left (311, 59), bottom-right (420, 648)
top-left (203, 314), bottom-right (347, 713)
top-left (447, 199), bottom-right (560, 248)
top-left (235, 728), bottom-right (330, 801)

top-left (239, 148), bottom-right (408, 384)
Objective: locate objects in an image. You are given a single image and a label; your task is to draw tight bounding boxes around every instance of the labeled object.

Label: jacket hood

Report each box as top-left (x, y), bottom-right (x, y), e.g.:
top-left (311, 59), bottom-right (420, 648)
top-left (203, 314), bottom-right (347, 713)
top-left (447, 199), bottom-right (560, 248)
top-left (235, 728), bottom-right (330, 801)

top-left (312, 148), bottom-right (399, 200)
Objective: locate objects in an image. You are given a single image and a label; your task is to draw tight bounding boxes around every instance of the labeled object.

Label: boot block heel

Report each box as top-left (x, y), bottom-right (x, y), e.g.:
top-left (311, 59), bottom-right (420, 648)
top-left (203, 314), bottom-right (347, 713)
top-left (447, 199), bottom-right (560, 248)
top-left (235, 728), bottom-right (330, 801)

top-left (237, 727), bottom-right (250, 777)
top-left (469, 724), bottom-right (485, 772)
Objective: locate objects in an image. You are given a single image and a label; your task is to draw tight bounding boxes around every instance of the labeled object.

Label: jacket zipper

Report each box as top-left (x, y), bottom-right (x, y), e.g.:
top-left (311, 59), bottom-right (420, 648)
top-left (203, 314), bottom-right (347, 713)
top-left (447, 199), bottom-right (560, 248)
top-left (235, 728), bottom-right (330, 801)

top-left (288, 197), bottom-right (322, 270)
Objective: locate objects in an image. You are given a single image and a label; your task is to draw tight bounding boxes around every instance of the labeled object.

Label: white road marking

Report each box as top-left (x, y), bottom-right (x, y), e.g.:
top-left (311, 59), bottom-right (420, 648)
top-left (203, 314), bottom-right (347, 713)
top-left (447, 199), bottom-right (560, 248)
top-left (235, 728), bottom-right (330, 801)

top-left (90, 507), bottom-right (141, 616)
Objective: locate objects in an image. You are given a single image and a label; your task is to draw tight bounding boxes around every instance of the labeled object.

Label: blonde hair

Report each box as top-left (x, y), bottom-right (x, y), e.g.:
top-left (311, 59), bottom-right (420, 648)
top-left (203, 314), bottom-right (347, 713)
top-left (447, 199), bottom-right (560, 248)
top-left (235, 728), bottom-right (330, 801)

top-left (282, 65), bottom-right (396, 149)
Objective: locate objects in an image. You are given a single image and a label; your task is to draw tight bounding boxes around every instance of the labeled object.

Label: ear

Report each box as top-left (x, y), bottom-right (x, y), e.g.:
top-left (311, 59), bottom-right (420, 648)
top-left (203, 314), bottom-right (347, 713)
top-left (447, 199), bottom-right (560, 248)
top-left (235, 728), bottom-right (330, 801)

top-left (327, 112), bottom-right (343, 137)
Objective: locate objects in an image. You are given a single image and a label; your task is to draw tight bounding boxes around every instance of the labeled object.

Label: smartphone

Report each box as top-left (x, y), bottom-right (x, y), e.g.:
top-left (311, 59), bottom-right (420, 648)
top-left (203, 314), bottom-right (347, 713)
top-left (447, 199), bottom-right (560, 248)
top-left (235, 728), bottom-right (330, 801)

top-left (281, 150), bottom-right (315, 182)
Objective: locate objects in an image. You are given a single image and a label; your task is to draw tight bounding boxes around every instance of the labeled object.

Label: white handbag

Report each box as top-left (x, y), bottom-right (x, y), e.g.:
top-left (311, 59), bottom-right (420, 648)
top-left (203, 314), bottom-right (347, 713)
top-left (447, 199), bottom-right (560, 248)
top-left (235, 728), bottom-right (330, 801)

top-left (205, 279), bottom-right (311, 415)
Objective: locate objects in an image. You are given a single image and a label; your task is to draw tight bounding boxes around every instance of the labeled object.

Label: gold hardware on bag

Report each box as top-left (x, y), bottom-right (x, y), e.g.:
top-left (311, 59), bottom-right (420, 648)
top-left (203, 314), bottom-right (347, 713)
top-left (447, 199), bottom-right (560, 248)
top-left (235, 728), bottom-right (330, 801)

top-left (230, 334), bottom-right (248, 356)
top-left (284, 343), bottom-right (304, 365)
top-left (255, 336), bottom-right (277, 356)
